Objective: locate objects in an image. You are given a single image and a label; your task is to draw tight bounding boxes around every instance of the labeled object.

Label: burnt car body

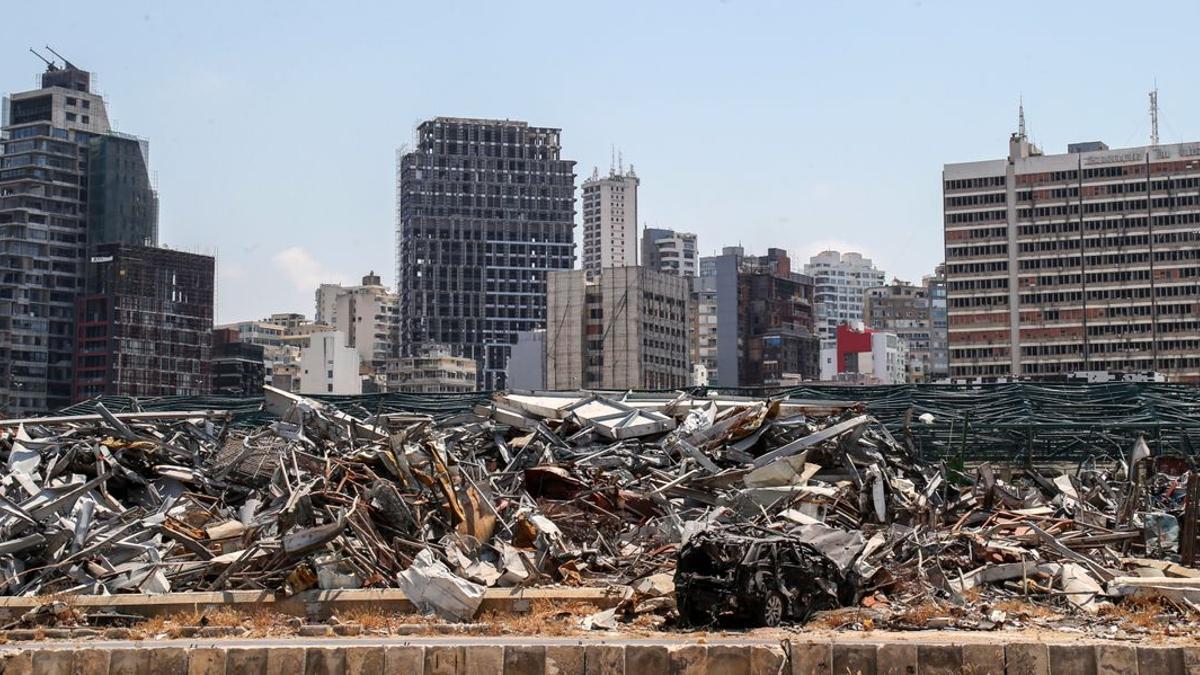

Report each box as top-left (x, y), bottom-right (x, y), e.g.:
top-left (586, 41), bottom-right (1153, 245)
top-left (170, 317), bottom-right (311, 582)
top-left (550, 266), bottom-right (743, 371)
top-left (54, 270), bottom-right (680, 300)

top-left (674, 529), bottom-right (854, 627)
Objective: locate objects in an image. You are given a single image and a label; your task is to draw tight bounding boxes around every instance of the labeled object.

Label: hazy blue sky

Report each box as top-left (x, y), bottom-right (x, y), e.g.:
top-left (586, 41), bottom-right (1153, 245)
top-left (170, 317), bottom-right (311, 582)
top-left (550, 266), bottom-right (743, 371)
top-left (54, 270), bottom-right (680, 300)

top-left (4, 1), bottom-right (1200, 323)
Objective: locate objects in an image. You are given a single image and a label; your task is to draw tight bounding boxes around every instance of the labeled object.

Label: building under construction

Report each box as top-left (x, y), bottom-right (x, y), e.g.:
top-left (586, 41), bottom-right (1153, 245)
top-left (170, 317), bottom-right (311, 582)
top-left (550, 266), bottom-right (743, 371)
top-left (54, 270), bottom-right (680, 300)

top-left (944, 111), bottom-right (1200, 382)
top-left (73, 243), bottom-right (214, 400)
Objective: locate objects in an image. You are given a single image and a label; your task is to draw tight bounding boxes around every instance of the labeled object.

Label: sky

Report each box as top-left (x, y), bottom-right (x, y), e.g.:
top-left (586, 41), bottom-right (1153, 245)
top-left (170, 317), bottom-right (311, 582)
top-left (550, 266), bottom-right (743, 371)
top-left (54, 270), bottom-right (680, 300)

top-left (4, 1), bottom-right (1200, 324)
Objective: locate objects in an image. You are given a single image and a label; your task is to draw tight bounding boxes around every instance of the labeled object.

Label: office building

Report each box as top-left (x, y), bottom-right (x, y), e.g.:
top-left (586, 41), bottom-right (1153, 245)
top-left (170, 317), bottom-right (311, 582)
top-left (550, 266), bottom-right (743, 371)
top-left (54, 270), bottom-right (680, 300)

top-left (581, 166), bottom-right (638, 271)
top-left (1, 56), bottom-right (158, 414)
top-left (642, 228), bottom-right (698, 277)
top-left (315, 272), bottom-right (399, 390)
top-left (697, 247), bottom-right (820, 386)
top-left (88, 133), bottom-right (158, 247)
top-left (943, 129), bottom-right (1200, 381)
top-left (395, 343), bottom-right (477, 393)
top-left (863, 279), bottom-right (932, 382)
top-left (211, 328), bottom-right (266, 397)
top-left (803, 250), bottom-right (886, 342)
top-left (546, 267), bottom-right (690, 390)
top-left (298, 330), bottom-right (361, 395)
top-left (396, 117), bottom-right (576, 389)
top-left (72, 244), bottom-right (213, 400)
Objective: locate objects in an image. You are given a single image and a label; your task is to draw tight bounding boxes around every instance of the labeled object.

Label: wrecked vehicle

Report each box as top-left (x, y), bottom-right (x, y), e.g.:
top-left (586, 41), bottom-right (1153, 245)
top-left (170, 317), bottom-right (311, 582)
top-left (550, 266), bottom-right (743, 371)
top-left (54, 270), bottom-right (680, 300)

top-left (675, 528), bottom-right (852, 627)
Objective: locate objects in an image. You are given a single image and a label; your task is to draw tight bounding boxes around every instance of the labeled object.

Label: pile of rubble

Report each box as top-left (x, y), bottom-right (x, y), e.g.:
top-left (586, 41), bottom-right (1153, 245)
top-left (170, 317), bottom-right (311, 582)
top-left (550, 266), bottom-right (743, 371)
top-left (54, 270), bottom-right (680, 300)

top-left (0, 386), bottom-right (1197, 632)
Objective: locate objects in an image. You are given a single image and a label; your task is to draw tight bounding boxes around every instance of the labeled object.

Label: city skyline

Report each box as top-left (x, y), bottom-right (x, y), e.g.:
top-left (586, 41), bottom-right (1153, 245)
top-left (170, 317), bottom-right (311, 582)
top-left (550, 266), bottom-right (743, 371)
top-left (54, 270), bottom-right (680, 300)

top-left (5, 2), bottom-right (1200, 324)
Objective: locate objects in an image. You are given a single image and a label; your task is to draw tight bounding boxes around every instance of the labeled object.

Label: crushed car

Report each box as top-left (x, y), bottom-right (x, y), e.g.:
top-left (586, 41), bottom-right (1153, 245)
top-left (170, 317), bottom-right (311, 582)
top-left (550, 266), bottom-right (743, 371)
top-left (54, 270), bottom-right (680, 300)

top-left (674, 527), bottom-right (855, 627)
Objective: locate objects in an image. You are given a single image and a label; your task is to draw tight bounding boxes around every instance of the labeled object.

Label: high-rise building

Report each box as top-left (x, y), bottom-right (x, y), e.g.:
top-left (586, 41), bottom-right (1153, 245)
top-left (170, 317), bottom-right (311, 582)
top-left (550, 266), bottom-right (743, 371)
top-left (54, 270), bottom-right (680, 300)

top-left (72, 244), bottom-right (213, 400)
top-left (863, 280), bottom-right (932, 382)
top-left (697, 247), bottom-right (820, 386)
top-left (314, 272), bottom-right (399, 391)
top-left (546, 267), bottom-right (690, 390)
top-left (803, 250), bottom-right (886, 343)
top-left (943, 130), bottom-right (1200, 381)
top-left (581, 167), bottom-right (638, 271)
top-left (396, 117), bottom-right (576, 389)
top-left (641, 227), bottom-right (698, 277)
top-left (88, 133), bottom-right (158, 247)
top-left (0, 57), bottom-right (158, 414)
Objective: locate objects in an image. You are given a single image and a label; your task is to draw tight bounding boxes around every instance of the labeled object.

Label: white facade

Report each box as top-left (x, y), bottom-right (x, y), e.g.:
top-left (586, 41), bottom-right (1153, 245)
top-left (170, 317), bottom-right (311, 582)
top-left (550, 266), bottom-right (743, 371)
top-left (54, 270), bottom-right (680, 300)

top-left (314, 273), bottom-right (399, 389)
top-left (871, 332), bottom-right (908, 385)
top-left (642, 228), bottom-right (699, 277)
top-left (581, 168), bottom-right (639, 271)
top-left (803, 250), bottom-right (886, 343)
top-left (819, 327), bottom-right (908, 384)
top-left (299, 331), bottom-right (362, 395)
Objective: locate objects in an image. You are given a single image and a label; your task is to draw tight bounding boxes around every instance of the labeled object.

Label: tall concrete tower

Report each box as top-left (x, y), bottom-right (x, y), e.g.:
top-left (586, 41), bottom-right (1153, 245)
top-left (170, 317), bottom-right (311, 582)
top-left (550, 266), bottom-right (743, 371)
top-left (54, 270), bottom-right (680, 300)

top-left (580, 166), bottom-right (638, 272)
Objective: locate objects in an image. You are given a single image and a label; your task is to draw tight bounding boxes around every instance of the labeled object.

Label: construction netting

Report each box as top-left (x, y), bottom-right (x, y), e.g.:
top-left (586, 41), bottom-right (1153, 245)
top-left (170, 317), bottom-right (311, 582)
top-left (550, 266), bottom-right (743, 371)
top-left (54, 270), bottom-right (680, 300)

top-left (50, 383), bottom-right (1200, 462)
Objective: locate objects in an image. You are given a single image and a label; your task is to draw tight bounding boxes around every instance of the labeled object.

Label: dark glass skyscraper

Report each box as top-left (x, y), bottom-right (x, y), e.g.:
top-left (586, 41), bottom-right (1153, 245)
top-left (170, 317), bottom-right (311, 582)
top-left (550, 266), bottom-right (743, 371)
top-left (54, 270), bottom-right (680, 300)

top-left (395, 117), bottom-right (576, 389)
top-left (0, 57), bottom-right (158, 414)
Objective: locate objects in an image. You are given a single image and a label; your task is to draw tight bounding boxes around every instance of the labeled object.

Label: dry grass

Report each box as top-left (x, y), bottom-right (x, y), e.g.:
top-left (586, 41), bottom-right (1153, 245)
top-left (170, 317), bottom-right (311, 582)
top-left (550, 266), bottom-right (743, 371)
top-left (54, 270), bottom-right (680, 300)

top-left (333, 606), bottom-right (417, 631)
top-left (475, 599), bottom-right (595, 636)
top-left (993, 599), bottom-right (1059, 619)
top-left (1098, 597), bottom-right (1172, 632)
top-left (893, 600), bottom-right (950, 626)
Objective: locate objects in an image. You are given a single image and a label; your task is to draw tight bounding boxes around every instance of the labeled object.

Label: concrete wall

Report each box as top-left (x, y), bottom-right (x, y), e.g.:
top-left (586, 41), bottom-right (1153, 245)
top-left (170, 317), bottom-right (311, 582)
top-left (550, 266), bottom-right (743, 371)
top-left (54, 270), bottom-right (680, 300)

top-left (2, 636), bottom-right (1194, 674)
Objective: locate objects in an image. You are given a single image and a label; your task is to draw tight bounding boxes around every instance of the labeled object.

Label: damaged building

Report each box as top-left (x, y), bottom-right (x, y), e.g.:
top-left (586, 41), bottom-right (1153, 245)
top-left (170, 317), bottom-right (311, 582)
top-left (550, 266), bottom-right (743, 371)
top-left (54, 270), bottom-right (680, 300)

top-left (72, 243), bottom-right (214, 399)
top-left (696, 247), bottom-right (820, 386)
top-left (0, 56), bottom-right (159, 415)
top-left (396, 117), bottom-right (576, 390)
top-left (944, 130), bottom-right (1200, 381)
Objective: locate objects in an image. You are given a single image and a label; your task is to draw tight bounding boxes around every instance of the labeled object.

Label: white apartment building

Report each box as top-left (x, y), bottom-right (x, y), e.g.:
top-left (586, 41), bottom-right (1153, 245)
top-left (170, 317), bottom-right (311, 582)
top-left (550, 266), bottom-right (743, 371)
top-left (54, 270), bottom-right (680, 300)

top-left (804, 250), bottom-right (886, 343)
top-left (314, 272), bottom-right (399, 390)
top-left (581, 167), bottom-right (639, 271)
top-left (299, 331), bottom-right (362, 395)
top-left (642, 228), bottom-right (699, 277)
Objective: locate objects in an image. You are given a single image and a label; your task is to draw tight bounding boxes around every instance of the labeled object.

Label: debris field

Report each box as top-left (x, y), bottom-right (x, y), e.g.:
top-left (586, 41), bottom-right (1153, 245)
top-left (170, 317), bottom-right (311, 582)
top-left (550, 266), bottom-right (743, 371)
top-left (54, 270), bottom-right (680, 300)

top-left (0, 385), bottom-right (1198, 635)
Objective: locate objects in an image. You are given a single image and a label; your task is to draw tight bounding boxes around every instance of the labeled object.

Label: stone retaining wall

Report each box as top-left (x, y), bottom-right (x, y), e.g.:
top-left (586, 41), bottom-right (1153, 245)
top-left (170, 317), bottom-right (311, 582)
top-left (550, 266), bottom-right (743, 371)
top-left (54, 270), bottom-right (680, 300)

top-left (1, 638), bottom-right (1196, 674)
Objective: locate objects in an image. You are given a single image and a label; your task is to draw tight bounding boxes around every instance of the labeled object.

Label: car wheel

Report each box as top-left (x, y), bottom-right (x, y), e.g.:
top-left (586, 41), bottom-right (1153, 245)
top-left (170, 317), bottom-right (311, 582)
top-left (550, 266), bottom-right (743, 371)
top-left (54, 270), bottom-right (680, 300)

top-left (761, 591), bottom-right (785, 627)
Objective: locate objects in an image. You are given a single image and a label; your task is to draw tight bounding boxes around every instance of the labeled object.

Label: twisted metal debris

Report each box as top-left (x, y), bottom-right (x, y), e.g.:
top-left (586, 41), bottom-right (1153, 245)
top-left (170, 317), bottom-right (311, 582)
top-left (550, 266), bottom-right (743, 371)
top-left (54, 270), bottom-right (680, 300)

top-left (0, 386), bottom-right (1197, 631)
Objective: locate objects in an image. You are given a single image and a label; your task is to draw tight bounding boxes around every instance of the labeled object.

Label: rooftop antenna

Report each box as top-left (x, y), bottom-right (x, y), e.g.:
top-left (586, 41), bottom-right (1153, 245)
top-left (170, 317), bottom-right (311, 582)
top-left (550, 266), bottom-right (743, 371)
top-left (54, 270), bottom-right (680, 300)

top-left (1150, 85), bottom-right (1160, 146)
top-left (610, 144), bottom-right (616, 176)
top-left (1018, 96), bottom-right (1026, 139)
top-left (618, 149), bottom-right (624, 175)
top-left (43, 46), bottom-right (74, 70)
top-left (29, 48), bottom-right (57, 70)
